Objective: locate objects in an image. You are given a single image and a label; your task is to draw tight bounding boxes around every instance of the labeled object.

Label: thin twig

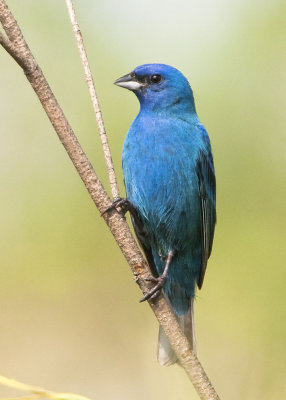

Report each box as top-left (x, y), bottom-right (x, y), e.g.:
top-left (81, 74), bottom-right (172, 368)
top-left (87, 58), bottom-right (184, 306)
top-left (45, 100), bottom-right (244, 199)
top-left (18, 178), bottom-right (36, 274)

top-left (65, 0), bottom-right (119, 200)
top-left (0, 1), bottom-right (220, 399)
top-left (0, 30), bottom-right (12, 50)
top-left (0, 28), bottom-right (29, 69)
top-left (0, 375), bottom-right (91, 400)
top-left (0, 396), bottom-right (39, 400)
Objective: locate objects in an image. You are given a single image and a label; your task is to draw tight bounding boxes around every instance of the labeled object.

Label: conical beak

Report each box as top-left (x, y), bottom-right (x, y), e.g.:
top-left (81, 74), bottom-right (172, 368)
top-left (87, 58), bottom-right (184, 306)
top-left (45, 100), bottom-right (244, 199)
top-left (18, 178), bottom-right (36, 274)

top-left (114, 72), bottom-right (144, 91)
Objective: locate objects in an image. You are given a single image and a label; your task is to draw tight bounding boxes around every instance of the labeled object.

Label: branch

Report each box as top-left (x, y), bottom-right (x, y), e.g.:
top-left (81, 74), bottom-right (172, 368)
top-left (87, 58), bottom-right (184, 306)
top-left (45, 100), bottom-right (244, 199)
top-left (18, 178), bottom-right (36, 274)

top-left (0, 30), bottom-right (13, 52)
top-left (0, 1), bottom-right (220, 399)
top-left (0, 375), bottom-right (91, 400)
top-left (65, 0), bottom-right (119, 200)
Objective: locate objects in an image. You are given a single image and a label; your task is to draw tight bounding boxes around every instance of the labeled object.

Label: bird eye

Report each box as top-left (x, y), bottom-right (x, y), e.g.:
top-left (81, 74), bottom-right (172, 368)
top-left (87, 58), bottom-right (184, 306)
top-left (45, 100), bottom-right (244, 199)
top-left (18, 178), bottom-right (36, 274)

top-left (150, 74), bottom-right (162, 84)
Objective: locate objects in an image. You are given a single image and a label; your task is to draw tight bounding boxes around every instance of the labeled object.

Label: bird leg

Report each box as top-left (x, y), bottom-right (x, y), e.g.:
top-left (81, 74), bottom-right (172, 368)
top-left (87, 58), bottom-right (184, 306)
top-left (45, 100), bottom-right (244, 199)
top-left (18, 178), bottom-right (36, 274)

top-left (101, 197), bottom-right (144, 231)
top-left (140, 249), bottom-right (174, 302)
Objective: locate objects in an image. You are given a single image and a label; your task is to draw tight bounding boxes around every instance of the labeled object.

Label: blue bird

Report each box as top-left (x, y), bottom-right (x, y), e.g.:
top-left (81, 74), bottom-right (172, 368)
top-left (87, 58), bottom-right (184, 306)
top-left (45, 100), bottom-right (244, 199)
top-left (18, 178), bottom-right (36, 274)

top-left (114, 64), bottom-right (216, 365)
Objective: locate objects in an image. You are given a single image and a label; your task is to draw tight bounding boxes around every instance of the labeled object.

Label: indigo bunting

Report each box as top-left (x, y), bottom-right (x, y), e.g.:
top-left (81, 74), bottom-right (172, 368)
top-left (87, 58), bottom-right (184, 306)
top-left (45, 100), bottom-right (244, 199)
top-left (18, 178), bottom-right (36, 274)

top-left (114, 64), bottom-right (216, 365)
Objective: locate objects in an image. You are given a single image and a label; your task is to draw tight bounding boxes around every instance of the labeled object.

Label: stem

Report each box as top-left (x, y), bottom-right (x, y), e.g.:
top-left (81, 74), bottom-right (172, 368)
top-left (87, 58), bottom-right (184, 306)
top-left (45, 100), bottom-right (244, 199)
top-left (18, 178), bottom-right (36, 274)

top-left (65, 0), bottom-right (120, 200)
top-left (0, 374), bottom-right (91, 400)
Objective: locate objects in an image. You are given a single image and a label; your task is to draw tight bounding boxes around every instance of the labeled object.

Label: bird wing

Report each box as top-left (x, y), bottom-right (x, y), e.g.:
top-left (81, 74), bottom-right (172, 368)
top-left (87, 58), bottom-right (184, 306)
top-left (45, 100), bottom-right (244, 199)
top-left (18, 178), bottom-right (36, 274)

top-left (126, 205), bottom-right (159, 278)
top-left (137, 233), bottom-right (158, 278)
top-left (196, 147), bottom-right (216, 289)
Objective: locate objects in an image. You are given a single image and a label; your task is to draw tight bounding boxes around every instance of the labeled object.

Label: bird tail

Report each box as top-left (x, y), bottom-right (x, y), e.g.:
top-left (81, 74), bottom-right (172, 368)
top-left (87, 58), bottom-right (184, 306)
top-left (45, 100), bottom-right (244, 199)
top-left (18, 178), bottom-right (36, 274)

top-left (157, 298), bottom-right (196, 366)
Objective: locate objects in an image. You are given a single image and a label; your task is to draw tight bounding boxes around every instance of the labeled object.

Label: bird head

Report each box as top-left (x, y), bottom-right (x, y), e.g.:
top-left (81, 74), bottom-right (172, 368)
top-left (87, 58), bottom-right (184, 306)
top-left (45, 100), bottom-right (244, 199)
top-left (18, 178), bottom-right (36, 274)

top-left (114, 63), bottom-right (196, 116)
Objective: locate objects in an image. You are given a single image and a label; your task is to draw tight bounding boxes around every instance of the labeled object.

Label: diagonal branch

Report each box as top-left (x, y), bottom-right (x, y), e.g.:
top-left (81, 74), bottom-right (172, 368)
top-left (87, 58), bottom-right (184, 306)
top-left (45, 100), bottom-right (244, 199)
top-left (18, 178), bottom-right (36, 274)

top-left (65, 0), bottom-right (119, 200)
top-left (0, 374), bottom-right (91, 400)
top-left (0, 30), bottom-right (29, 69)
top-left (0, 30), bottom-right (12, 51)
top-left (0, 1), bottom-right (220, 399)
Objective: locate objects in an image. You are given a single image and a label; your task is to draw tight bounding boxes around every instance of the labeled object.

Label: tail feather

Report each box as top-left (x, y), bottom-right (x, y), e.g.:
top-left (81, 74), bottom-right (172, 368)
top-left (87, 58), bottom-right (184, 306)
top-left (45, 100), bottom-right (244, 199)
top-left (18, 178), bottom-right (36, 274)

top-left (157, 298), bottom-right (196, 366)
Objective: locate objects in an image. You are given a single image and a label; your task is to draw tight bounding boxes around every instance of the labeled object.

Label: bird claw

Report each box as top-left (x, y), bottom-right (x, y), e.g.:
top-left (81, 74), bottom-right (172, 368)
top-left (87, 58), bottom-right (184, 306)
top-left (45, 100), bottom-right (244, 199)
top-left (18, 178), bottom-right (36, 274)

top-left (140, 275), bottom-right (167, 302)
top-left (140, 249), bottom-right (174, 302)
top-left (101, 197), bottom-right (132, 217)
top-left (145, 276), bottom-right (158, 283)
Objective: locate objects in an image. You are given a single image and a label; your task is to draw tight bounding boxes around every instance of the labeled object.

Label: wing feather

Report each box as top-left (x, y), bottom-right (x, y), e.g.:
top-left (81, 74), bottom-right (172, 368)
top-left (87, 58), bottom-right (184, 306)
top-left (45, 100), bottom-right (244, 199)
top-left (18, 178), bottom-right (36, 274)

top-left (196, 149), bottom-right (216, 289)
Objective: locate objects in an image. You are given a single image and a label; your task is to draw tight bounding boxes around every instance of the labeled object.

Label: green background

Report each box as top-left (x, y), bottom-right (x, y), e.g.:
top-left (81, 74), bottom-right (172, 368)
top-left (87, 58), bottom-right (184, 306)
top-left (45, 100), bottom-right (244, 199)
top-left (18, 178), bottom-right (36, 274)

top-left (0, 1), bottom-right (285, 399)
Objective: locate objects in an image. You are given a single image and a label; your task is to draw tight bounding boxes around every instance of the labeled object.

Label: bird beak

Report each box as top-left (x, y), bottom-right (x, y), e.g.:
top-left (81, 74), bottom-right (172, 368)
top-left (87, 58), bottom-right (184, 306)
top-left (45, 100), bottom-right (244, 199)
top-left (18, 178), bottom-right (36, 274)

top-left (114, 72), bottom-right (144, 91)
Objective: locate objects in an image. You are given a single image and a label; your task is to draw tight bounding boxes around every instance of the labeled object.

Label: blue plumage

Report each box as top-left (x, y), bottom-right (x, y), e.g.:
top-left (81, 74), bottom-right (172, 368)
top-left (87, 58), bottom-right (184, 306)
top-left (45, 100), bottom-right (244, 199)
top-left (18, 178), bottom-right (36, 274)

top-left (115, 64), bottom-right (216, 364)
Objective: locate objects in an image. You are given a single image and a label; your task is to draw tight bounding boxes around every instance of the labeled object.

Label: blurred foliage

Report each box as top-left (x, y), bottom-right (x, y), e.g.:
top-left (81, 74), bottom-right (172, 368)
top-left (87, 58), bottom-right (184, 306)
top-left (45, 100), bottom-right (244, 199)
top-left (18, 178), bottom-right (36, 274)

top-left (0, 1), bottom-right (285, 399)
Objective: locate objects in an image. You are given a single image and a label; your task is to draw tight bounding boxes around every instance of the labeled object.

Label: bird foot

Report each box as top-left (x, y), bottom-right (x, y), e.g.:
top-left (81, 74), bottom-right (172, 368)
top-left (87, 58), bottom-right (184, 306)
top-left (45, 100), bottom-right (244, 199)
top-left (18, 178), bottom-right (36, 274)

top-left (140, 274), bottom-right (167, 302)
top-left (101, 197), bottom-right (132, 217)
top-left (139, 249), bottom-right (174, 303)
